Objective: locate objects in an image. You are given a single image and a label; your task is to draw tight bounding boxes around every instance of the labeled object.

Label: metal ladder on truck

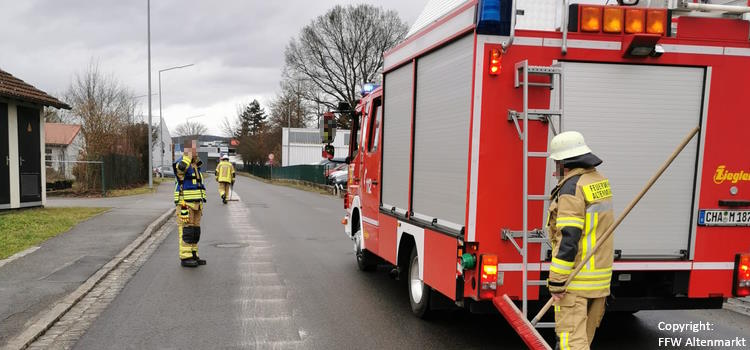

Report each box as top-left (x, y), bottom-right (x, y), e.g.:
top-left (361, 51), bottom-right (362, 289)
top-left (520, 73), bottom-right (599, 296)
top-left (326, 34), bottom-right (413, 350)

top-left (503, 60), bottom-right (563, 329)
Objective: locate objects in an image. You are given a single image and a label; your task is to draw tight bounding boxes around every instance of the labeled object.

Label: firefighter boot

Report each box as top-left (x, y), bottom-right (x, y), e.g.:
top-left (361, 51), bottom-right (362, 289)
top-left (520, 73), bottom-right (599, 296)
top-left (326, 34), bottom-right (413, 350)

top-left (221, 193), bottom-right (227, 204)
top-left (181, 258), bottom-right (199, 268)
top-left (193, 251), bottom-right (206, 265)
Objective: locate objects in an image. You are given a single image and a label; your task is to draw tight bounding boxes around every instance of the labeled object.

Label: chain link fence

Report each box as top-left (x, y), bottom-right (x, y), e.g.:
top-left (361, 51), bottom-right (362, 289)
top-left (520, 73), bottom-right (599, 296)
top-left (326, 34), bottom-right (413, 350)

top-left (102, 154), bottom-right (147, 189)
top-left (245, 164), bottom-right (328, 185)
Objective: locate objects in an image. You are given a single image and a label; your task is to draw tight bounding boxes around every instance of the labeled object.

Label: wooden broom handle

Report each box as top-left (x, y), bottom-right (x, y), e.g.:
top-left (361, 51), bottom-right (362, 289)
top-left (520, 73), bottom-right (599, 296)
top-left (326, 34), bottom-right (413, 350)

top-left (532, 126), bottom-right (700, 325)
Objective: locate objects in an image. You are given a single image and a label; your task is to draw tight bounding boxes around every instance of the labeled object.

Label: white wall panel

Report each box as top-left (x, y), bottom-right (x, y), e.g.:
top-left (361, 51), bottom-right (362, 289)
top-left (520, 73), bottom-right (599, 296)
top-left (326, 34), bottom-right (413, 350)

top-left (412, 35), bottom-right (473, 226)
top-left (381, 63), bottom-right (414, 212)
top-left (561, 62), bottom-right (704, 258)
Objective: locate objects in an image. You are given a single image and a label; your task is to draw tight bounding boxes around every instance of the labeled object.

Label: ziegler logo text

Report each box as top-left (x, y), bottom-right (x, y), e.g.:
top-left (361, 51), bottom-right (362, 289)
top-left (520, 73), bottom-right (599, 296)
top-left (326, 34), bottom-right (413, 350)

top-left (713, 165), bottom-right (750, 185)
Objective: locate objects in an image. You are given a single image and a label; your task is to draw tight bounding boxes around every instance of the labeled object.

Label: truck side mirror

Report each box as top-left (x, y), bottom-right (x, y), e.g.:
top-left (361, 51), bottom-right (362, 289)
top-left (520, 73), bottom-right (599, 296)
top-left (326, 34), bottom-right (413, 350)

top-left (322, 144), bottom-right (335, 160)
top-left (320, 112), bottom-right (337, 144)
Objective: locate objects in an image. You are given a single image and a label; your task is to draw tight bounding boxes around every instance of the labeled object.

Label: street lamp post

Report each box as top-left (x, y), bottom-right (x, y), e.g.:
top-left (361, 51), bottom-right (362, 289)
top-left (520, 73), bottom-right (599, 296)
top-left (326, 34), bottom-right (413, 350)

top-left (147, 0), bottom-right (153, 189)
top-left (158, 64), bottom-right (194, 169)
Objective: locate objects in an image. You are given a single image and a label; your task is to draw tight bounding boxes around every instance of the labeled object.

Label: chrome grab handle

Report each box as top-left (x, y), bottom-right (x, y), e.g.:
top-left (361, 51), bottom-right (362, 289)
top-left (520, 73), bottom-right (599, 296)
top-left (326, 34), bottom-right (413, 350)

top-left (501, 0), bottom-right (518, 52)
top-left (19, 156), bottom-right (25, 166)
top-left (562, 0), bottom-right (569, 55)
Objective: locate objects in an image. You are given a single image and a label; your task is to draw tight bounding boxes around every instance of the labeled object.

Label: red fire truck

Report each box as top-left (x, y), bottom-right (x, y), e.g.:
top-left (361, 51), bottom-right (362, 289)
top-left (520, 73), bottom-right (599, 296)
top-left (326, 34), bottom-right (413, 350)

top-left (335, 0), bottom-right (750, 325)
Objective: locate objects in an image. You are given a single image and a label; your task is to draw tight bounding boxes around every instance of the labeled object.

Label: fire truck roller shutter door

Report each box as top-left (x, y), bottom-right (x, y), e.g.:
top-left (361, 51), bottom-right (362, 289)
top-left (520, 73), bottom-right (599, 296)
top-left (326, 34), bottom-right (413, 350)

top-left (560, 62), bottom-right (704, 258)
top-left (412, 34), bottom-right (473, 226)
top-left (381, 62), bottom-right (413, 213)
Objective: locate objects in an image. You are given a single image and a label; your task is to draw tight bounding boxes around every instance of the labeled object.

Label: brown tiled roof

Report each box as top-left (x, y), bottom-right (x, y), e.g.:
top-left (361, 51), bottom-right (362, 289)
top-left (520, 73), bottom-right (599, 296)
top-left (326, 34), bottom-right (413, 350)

top-left (45, 123), bottom-right (82, 146)
top-left (0, 68), bottom-right (70, 109)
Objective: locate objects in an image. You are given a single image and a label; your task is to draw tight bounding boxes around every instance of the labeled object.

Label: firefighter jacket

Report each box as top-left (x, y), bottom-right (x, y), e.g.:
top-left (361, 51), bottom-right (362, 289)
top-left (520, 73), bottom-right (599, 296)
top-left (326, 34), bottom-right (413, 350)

top-left (547, 167), bottom-right (614, 298)
top-left (174, 155), bottom-right (207, 204)
top-left (215, 160), bottom-right (235, 183)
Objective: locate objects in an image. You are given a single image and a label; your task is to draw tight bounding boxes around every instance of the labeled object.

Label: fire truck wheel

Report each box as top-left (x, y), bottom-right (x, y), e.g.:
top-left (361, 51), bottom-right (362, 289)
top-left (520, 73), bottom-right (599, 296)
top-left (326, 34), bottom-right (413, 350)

top-left (354, 230), bottom-right (376, 272)
top-left (408, 247), bottom-right (431, 318)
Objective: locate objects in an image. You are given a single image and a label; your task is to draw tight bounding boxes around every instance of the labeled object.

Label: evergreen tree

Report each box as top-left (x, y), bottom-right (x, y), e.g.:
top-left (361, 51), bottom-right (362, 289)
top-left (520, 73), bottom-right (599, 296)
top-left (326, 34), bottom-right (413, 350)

top-left (247, 100), bottom-right (267, 135)
top-left (237, 99), bottom-right (267, 138)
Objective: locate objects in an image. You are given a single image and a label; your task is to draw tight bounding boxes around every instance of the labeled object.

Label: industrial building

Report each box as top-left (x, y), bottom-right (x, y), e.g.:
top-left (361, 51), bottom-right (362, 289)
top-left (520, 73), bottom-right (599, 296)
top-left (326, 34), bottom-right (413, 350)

top-left (282, 127), bottom-right (349, 166)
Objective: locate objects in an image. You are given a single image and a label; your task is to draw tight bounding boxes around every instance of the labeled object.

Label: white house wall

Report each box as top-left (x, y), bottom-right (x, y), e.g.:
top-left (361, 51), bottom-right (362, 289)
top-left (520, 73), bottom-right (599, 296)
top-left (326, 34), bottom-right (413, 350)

top-left (282, 128), bottom-right (350, 166)
top-left (2, 102), bottom-right (46, 209)
top-left (40, 113), bottom-right (46, 206)
top-left (8, 103), bottom-right (20, 208)
top-left (152, 118), bottom-right (173, 168)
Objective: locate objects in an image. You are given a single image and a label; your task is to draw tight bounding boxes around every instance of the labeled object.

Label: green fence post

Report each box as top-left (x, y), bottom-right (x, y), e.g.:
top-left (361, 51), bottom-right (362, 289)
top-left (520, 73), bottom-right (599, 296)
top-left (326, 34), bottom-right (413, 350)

top-left (101, 161), bottom-right (106, 197)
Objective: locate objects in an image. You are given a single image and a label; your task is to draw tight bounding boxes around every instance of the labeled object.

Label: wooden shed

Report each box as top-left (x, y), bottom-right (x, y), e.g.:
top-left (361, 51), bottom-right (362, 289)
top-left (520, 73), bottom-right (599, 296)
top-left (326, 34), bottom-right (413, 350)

top-left (1, 68), bottom-right (70, 209)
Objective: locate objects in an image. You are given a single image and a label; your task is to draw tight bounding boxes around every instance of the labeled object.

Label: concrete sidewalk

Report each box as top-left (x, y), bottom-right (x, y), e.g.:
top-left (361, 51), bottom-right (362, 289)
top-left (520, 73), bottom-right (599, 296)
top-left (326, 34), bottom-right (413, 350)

top-left (0, 183), bottom-right (173, 346)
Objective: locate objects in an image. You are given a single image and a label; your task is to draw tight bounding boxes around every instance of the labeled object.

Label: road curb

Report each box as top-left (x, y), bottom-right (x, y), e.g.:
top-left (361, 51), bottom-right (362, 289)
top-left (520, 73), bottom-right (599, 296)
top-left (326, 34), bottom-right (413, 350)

top-left (3, 208), bottom-right (174, 350)
top-left (0, 246), bottom-right (41, 270)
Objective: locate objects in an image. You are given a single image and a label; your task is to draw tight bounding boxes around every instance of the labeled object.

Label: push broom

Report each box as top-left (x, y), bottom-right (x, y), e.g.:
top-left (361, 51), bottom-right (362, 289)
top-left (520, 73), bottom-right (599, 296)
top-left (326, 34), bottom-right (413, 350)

top-left (494, 126), bottom-right (700, 350)
top-left (227, 182), bottom-right (240, 201)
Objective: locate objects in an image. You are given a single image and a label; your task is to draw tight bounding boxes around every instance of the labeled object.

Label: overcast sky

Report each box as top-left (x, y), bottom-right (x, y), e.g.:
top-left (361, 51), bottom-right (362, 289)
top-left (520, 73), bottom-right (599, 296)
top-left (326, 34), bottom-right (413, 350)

top-left (0, 0), bottom-right (426, 135)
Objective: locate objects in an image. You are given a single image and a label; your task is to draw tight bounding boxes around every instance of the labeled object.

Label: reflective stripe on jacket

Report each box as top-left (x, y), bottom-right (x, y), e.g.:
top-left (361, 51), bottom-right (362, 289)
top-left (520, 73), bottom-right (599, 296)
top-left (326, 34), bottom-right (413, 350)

top-left (174, 155), bottom-right (206, 203)
top-left (547, 167), bottom-right (614, 298)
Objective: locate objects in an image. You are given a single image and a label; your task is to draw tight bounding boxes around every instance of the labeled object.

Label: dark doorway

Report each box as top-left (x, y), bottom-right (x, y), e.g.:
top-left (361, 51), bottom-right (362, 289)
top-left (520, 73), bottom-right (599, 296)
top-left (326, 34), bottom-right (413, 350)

top-left (17, 106), bottom-right (41, 204)
top-left (0, 103), bottom-right (9, 206)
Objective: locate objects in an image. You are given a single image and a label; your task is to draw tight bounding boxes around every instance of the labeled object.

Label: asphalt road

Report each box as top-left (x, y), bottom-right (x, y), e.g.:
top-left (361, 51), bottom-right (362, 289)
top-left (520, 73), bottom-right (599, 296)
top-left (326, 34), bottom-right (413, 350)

top-left (74, 176), bottom-right (750, 349)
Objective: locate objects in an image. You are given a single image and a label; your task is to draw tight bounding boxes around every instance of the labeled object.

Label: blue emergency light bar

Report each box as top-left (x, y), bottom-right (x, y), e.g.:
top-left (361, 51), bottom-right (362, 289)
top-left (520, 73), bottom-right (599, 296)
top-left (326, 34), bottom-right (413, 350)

top-left (476, 0), bottom-right (513, 36)
top-left (361, 83), bottom-right (379, 96)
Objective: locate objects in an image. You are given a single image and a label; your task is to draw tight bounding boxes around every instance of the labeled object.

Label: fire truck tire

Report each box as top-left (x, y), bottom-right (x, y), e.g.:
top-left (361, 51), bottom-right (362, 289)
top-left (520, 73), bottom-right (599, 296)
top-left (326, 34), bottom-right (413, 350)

top-left (408, 247), bottom-right (431, 318)
top-left (354, 230), bottom-right (377, 272)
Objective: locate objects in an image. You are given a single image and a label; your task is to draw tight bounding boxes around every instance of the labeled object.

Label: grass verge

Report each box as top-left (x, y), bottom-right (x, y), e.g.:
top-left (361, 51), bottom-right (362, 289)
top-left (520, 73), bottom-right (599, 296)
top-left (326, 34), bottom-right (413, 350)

top-left (237, 172), bottom-right (332, 195)
top-left (106, 177), bottom-right (166, 197)
top-left (0, 207), bottom-right (110, 260)
top-left (48, 177), bottom-right (170, 198)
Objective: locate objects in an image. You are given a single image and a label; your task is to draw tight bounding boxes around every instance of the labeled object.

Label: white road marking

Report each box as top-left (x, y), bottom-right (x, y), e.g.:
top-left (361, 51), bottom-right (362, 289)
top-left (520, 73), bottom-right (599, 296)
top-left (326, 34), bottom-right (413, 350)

top-left (230, 198), bottom-right (304, 348)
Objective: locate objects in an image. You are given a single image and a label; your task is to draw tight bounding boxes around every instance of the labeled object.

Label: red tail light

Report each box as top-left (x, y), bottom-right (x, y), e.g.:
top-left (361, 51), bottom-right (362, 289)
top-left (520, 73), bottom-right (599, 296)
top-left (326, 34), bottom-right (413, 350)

top-left (734, 253), bottom-right (750, 297)
top-left (488, 49), bottom-right (502, 75)
top-left (479, 254), bottom-right (498, 299)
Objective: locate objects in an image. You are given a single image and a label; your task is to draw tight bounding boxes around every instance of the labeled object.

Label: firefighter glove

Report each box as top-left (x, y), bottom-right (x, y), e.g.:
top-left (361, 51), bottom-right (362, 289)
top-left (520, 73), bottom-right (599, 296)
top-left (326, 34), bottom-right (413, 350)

top-left (179, 206), bottom-right (190, 224)
top-left (547, 279), bottom-right (566, 294)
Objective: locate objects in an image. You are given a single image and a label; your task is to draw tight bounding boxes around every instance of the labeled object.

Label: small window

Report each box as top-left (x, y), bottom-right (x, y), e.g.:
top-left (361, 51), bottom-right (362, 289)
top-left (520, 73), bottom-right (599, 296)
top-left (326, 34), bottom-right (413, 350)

top-left (45, 148), bottom-right (52, 167)
top-left (368, 98), bottom-right (382, 153)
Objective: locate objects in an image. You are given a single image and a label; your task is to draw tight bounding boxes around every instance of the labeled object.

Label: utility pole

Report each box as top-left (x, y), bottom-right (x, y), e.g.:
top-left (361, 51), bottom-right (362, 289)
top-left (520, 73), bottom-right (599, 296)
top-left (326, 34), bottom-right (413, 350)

top-left (147, 0), bottom-right (153, 189)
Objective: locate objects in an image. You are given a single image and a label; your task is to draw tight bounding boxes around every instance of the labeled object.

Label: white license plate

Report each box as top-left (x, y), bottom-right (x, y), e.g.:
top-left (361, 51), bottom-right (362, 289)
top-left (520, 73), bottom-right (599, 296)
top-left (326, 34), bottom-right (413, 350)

top-left (698, 210), bottom-right (750, 226)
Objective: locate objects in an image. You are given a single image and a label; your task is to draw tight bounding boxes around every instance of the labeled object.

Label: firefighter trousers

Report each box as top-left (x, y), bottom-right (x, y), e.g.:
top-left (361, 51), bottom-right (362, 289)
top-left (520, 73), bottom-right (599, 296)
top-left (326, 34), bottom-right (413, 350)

top-left (554, 294), bottom-right (606, 350)
top-left (177, 202), bottom-right (202, 260)
top-left (218, 182), bottom-right (231, 199)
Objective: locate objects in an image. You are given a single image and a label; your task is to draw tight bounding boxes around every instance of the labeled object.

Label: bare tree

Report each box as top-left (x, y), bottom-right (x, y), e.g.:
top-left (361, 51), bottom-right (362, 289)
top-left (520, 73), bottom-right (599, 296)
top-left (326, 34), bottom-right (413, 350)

top-left (64, 61), bottom-right (137, 158)
top-left (175, 120), bottom-right (208, 137)
top-left (220, 116), bottom-right (238, 138)
top-left (42, 107), bottom-right (69, 123)
top-left (268, 79), bottom-right (314, 131)
top-left (63, 61), bottom-right (140, 191)
top-left (283, 4), bottom-right (408, 126)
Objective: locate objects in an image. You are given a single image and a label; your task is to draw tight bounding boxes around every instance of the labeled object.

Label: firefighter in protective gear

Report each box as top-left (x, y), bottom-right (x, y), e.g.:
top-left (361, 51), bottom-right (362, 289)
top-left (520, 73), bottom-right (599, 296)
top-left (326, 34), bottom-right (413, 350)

top-left (215, 154), bottom-right (235, 204)
top-left (174, 143), bottom-right (207, 268)
top-left (546, 131), bottom-right (614, 350)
